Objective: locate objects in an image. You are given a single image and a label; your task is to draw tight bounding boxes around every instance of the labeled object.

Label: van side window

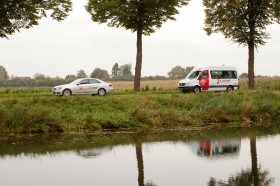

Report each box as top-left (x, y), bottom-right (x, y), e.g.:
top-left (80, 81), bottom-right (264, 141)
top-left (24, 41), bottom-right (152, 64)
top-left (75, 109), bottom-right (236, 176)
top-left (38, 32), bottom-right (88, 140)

top-left (211, 71), bottom-right (221, 79)
top-left (211, 71), bottom-right (237, 79)
top-left (232, 71), bottom-right (237, 78)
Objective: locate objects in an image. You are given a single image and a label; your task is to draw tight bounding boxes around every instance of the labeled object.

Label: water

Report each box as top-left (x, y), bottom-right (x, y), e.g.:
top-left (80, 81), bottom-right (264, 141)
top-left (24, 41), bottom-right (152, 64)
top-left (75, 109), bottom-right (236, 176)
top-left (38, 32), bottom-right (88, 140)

top-left (0, 127), bottom-right (280, 186)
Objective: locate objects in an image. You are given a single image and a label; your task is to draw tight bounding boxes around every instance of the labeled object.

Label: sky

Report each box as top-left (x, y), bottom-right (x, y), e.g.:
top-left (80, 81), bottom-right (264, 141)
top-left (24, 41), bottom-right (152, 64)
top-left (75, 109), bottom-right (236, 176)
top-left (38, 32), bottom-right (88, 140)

top-left (1, 0), bottom-right (280, 78)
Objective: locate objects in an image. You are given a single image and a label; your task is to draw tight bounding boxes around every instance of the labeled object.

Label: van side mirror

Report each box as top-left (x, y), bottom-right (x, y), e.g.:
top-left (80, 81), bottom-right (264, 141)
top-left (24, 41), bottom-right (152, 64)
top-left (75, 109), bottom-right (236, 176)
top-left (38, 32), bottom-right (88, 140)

top-left (198, 76), bottom-right (201, 80)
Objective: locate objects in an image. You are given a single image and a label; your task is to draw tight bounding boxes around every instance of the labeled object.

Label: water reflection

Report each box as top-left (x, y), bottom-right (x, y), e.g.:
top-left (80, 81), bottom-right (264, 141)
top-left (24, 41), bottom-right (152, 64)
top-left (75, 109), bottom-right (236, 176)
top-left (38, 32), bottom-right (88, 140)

top-left (197, 139), bottom-right (241, 158)
top-left (0, 127), bottom-right (279, 186)
top-left (207, 136), bottom-right (274, 186)
top-left (77, 147), bottom-right (112, 158)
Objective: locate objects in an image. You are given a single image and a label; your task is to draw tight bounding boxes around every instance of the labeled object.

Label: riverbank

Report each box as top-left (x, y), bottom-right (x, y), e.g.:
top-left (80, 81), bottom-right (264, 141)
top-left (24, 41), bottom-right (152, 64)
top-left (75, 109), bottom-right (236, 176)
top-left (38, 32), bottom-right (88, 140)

top-left (0, 89), bottom-right (279, 134)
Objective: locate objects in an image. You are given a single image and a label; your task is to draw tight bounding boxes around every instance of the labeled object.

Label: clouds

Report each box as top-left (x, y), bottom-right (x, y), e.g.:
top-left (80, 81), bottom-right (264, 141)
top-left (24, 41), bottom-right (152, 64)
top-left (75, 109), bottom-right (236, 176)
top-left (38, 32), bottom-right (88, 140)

top-left (0, 0), bottom-right (279, 78)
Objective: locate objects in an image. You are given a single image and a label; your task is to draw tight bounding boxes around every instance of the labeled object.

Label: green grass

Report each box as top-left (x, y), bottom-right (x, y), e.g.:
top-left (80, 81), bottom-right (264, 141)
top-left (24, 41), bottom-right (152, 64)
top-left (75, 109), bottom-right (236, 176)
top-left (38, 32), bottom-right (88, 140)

top-left (0, 89), bottom-right (279, 134)
top-left (0, 77), bottom-right (279, 134)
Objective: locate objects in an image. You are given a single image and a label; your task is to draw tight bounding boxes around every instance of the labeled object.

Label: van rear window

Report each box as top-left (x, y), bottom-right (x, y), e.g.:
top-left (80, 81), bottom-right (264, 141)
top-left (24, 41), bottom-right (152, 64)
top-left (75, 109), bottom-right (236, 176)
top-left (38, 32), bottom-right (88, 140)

top-left (210, 71), bottom-right (237, 79)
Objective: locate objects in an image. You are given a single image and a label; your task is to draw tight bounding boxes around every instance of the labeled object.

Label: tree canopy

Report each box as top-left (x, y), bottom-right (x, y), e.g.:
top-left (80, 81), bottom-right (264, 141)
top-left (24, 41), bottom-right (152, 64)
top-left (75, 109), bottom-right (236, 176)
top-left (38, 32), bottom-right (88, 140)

top-left (203, 0), bottom-right (280, 89)
top-left (90, 68), bottom-right (110, 80)
top-left (86, 0), bottom-right (188, 35)
top-left (76, 70), bottom-right (87, 78)
top-left (204, 0), bottom-right (280, 47)
top-left (0, 0), bottom-right (72, 38)
top-left (112, 63), bottom-right (120, 76)
top-left (119, 64), bottom-right (132, 76)
top-left (86, 0), bottom-right (189, 91)
top-left (0, 65), bottom-right (9, 80)
top-left (168, 65), bottom-right (194, 78)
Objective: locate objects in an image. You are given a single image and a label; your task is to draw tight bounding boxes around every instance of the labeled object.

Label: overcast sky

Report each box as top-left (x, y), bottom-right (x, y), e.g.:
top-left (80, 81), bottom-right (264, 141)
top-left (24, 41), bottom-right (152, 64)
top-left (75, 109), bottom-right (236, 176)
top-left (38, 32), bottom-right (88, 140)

top-left (1, 0), bottom-right (280, 78)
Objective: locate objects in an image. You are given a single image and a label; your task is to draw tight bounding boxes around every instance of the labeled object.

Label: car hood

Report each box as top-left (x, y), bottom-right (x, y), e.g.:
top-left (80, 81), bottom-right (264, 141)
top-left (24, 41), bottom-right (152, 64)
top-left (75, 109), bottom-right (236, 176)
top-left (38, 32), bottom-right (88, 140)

top-left (54, 84), bottom-right (71, 89)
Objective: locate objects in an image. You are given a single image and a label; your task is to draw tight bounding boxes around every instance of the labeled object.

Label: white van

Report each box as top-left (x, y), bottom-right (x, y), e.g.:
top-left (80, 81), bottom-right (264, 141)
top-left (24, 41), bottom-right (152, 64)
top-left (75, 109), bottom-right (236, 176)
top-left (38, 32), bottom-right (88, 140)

top-left (178, 66), bottom-right (239, 93)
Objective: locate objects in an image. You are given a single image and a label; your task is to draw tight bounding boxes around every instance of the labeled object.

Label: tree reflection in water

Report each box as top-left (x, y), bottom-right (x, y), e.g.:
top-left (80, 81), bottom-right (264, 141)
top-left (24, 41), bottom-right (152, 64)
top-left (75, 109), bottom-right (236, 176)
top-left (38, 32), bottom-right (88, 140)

top-left (136, 142), bottom-right (157, 186)
top-left (207, 136), bottom-right (274, 186)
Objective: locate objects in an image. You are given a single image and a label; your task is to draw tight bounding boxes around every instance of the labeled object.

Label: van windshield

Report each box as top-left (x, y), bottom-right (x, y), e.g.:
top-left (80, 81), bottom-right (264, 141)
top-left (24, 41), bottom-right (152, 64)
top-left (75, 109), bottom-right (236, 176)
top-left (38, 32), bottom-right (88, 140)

top-left (186, 71), bottom-right (201, 79)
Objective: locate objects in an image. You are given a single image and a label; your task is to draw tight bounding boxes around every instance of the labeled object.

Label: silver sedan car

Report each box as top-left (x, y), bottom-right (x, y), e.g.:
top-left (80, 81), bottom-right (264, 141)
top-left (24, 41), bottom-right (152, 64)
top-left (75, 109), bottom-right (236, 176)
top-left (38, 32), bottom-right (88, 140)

top-left (52, 78), bottom-right (113, 96)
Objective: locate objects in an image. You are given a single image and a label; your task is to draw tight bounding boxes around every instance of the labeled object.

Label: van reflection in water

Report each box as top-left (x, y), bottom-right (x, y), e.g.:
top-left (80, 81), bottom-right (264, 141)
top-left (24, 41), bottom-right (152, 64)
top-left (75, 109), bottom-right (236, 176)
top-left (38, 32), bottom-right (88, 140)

top-left (197, 139), bottom-right (241, 158)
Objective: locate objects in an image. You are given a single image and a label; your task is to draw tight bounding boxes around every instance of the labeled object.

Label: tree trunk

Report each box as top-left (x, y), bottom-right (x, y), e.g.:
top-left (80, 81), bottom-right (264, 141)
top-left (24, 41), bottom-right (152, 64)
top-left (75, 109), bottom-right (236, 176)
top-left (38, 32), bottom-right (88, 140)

top-left (250, 136), bottom-right (259, 186)
top-left (248, 41), bottom-right (255, 89)
top-left (136, 143), bottom-right (144, 186)
top-left (134, 28), bottom-right (143, 91)
top-left (247, 0), bottom-right (255, 90)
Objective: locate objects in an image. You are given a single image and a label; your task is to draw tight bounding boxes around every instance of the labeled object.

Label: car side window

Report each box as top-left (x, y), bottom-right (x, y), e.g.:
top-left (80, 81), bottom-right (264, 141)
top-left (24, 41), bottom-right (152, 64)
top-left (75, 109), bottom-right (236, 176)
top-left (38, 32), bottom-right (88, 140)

top-left (89, 79), bottom-right (100, 84)
top-left (79, 79), bottom-right (89, 84)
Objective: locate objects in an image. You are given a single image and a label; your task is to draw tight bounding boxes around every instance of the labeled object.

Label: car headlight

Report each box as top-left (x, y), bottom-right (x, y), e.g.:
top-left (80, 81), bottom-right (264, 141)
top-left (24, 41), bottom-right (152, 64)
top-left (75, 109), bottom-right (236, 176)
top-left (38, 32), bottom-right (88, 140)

top-left (54, 86), bottom-right (62, 91)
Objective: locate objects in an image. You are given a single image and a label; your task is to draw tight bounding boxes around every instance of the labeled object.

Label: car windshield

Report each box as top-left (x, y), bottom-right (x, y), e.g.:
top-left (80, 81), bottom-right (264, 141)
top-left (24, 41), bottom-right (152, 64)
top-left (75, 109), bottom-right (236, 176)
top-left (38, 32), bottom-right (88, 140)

top-left (186, 70), bottom-right (201, 79)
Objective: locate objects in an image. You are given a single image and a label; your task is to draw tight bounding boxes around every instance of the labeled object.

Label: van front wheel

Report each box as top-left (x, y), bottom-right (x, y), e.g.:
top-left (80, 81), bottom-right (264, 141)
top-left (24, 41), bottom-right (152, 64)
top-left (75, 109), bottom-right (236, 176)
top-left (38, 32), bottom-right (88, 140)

top-left (193, 86), bottom-right (201, 93)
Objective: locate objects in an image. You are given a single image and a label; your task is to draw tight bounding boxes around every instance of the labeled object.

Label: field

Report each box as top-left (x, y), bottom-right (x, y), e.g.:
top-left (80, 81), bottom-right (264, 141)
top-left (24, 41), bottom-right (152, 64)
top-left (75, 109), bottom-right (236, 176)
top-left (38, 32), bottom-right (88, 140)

top-left (0, 77), bottom-right (279, 134)
top-left (0, 77), bottom-right (279, 95)
top-left (111, 77), bottom-right (280, 92)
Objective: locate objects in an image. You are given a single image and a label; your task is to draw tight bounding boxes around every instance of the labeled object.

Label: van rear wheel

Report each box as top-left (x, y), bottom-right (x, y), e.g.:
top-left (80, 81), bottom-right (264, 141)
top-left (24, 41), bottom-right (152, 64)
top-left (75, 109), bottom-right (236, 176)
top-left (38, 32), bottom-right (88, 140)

top-left (193, 86), bottom-right (201, 93)
top-left (226, 86), bottom-right (234, 92)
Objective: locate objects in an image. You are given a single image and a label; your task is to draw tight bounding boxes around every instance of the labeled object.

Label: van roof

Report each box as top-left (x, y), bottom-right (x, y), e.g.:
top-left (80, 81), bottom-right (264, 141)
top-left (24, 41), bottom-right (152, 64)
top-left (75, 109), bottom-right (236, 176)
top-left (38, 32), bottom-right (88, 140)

top-left (194, 66), bottom-right (238, 71)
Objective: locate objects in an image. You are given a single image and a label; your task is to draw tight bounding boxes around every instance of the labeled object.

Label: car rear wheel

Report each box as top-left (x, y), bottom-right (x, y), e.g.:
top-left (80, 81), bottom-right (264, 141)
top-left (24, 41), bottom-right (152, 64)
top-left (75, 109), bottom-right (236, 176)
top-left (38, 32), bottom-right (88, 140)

top-left (97, 88), bottom-right (106, 96)
top-left (62, 89), bottom-right (72, 96)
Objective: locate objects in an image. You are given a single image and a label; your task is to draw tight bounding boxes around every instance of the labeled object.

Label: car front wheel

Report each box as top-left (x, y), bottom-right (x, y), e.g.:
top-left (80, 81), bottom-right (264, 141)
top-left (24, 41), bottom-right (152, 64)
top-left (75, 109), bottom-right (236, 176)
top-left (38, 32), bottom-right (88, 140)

top-left (97, 88), bottom-right (106, 96)
top-left (62, 89), bottom-right (72, 96)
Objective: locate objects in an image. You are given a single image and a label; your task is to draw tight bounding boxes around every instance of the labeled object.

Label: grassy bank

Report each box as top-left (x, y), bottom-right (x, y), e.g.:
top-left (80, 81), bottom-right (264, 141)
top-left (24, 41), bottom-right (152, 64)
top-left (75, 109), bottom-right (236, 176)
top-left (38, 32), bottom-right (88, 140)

top-left (0, 89), bottom-right (279, 134)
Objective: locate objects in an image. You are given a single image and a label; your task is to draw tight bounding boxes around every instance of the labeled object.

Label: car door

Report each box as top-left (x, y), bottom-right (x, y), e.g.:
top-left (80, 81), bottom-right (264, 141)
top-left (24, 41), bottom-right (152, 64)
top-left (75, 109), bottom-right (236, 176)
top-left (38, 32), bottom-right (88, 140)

top-left (88, 78), bottom-right (100, 94)
top-left (76, 79), bottom-right (91, 94)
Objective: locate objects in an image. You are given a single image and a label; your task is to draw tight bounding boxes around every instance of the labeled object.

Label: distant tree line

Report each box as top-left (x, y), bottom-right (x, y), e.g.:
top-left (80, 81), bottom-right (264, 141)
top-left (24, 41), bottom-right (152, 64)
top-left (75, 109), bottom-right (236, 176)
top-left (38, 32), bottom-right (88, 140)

top-left (0, 64), bottom-right (278, 88)
top-left (0, 63), bottom-right (170, 87)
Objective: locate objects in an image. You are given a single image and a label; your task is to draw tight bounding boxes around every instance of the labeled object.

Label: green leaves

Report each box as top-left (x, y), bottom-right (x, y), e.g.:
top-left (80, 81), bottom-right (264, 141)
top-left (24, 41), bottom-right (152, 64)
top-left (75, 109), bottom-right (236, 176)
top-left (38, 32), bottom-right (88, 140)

top-left (203, 0), bottom-right (280, 47)
top-left (0, 0), bottom-right (72, 38)
top-left (0, 65), bottom-right (9, 80)
top-left (86, 0), bottom-right (189, 35)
